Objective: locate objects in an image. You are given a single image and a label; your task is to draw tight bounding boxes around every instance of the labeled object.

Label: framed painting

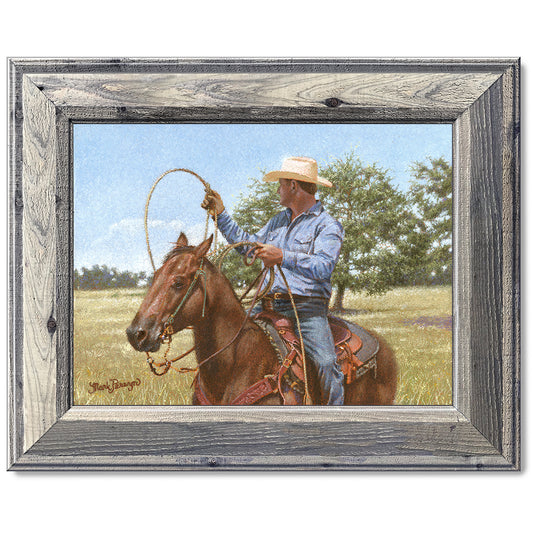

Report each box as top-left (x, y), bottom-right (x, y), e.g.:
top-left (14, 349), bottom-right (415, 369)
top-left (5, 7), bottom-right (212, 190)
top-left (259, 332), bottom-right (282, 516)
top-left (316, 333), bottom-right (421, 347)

top-left (8, 58), bottom-right (520, 470)
top-left (74, 122), bottom-right (452, 408)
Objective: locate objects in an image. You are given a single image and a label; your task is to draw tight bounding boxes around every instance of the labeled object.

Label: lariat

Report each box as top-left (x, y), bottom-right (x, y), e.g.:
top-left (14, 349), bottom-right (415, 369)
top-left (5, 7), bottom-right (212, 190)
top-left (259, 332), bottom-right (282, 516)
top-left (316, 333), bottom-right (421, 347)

top-left (144, 168), bottom-right (220, 273)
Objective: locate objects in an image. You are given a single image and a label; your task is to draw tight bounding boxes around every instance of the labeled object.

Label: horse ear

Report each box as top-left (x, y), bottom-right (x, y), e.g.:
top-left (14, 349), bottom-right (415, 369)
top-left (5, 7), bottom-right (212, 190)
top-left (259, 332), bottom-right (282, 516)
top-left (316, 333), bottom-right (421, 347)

top-left (175, 232), bottom-right (188, 248)
top-left (193, 234), bottom-right (213, 258)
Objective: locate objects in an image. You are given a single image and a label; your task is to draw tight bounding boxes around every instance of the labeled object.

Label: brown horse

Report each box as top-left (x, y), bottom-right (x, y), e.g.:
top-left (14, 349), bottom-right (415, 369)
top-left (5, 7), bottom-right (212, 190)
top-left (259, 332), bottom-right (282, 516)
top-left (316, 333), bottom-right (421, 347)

top-left (126, 233), bottom-right (397, 405)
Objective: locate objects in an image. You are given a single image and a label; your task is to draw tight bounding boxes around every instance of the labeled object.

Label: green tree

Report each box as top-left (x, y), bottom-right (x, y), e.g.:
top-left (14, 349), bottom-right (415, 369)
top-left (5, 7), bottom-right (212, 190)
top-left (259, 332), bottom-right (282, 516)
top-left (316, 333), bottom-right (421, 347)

top-left (232, 176), bottom-right (281, 231)
top-left (406, 157), bottom-right (452, 284)
top-left (319, 151), bottom-right (411, 310)
top-left (218, 153), bottom-right (413, 312)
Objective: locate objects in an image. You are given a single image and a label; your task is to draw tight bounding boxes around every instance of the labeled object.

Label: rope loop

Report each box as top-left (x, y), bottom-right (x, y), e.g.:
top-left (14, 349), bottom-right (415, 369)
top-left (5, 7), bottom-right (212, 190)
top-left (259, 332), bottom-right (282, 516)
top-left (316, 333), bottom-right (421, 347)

top-left (144, 168), bottom-right (218, 273)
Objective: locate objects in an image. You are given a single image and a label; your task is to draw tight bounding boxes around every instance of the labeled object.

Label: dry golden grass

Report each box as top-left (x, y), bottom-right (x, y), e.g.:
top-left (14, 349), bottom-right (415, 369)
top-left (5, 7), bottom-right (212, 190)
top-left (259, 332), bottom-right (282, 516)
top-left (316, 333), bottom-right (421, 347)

top-left (74, 289), bottom-right (197, 405)
top-left (73, 286), bottom-right (452, 406)
top-left (338, 287), bottom-right (452, 405)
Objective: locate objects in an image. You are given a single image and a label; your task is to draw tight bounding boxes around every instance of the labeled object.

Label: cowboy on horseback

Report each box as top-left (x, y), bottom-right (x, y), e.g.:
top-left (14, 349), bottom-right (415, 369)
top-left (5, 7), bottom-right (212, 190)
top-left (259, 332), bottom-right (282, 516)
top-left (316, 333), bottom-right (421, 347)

top-left (202, 156), bottom-right (345, 405)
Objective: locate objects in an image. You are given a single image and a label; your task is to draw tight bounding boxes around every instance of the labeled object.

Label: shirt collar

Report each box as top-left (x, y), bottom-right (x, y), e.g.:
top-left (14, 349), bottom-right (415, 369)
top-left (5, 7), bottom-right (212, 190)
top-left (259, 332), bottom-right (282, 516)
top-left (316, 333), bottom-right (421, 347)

top-left (308, 200), bottom-right (324, 216)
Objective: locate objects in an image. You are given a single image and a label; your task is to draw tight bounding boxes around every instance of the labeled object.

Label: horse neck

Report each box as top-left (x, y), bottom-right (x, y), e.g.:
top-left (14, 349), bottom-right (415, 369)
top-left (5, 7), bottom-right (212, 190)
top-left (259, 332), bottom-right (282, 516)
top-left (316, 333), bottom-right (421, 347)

top-left (192, 268), bottom-right (248, 366)
top-left (191, 267), bottom-right (281, 404)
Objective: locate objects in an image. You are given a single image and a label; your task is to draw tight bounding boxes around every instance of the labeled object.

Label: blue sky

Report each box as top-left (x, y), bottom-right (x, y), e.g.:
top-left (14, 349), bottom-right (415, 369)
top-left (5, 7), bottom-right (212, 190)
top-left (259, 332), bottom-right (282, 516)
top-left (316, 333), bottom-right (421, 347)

top-left (74, 123), bottom-right (452, 273)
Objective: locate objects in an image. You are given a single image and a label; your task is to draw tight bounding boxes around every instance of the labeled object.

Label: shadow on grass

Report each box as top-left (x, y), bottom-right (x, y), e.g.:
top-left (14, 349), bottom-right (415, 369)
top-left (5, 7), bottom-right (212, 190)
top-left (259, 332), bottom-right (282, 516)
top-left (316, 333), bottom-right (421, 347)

top-left (403, 316), bottom-right (452, 331)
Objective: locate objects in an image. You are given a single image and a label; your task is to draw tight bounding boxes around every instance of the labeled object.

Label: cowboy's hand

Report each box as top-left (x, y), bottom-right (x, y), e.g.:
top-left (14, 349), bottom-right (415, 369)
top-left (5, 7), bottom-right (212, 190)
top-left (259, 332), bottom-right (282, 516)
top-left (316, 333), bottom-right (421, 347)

top-left (254, 243), bottom-right (283, 267)
top-left (201, 189), bottom-right (225, 216)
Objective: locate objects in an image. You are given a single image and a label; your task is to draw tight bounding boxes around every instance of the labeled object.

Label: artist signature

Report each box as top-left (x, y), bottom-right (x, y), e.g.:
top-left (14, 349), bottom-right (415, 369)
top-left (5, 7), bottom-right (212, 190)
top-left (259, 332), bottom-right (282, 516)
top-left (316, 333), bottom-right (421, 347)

top-left (88, 378), bottom-right (141, 394)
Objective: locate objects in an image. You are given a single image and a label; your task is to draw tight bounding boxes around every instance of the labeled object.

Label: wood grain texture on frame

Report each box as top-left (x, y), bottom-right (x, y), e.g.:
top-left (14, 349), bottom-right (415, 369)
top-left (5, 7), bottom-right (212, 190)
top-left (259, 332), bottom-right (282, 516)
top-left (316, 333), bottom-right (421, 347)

top-left (7, 58), bottom-right (520, 470)
top-left (21, 76), bottom-right (58, 451)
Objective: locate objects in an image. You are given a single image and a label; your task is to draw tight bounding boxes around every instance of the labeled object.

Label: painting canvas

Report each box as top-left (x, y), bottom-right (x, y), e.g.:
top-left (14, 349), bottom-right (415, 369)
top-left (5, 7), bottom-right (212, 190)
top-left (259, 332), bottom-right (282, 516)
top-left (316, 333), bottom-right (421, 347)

top-left (73, 122), bottom-right (452, 406)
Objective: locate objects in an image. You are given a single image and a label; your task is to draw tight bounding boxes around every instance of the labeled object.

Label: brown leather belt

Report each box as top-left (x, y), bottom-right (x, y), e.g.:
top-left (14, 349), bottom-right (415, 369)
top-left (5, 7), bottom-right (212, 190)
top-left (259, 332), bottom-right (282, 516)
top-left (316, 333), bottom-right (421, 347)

top-left (263, 293), bottom-right (327, 302)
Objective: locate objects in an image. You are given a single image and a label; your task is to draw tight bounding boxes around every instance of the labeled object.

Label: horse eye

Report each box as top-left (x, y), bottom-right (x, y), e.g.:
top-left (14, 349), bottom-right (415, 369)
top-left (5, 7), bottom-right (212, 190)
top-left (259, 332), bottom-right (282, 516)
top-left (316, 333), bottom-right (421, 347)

top-left (172, 278), bottom-right (185, 289)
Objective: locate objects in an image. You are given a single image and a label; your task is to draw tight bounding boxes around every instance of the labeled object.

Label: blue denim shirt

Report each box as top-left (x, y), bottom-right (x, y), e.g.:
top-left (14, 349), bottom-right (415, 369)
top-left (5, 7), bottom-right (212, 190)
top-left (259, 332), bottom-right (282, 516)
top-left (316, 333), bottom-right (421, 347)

top-left (216, 201), bottom-right (344, 299)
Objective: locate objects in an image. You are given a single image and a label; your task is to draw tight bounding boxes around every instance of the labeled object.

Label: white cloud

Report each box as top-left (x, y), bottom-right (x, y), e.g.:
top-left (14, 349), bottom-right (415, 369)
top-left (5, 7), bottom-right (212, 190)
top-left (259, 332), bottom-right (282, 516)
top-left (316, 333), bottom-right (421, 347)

top-left (75, 217), bottom-right (221, 272)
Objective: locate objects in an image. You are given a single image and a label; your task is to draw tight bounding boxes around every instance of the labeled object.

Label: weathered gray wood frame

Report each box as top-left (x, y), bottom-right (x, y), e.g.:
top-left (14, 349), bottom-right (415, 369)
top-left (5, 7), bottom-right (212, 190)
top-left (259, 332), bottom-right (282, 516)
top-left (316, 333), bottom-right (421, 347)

top-left (7, 58), bottom-right (520, 471)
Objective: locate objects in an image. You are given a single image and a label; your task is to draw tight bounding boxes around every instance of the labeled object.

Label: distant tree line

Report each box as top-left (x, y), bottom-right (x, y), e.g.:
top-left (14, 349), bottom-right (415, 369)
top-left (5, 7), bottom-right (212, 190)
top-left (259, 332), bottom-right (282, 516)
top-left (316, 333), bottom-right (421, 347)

top-left (74, 265), bottom-right (151, 290)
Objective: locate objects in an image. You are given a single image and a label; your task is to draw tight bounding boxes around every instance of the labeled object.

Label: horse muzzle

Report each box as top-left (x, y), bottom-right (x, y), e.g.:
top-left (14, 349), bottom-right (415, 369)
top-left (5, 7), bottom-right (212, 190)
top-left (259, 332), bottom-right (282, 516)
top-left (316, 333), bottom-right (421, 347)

top-left (126, 321), bottom-right (162, 353)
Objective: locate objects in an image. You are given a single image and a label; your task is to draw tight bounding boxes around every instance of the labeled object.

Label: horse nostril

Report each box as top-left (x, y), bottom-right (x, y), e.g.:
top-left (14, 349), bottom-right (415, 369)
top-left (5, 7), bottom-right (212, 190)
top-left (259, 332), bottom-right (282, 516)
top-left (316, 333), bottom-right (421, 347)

top-left (127, 325), bottom-right (149, 348)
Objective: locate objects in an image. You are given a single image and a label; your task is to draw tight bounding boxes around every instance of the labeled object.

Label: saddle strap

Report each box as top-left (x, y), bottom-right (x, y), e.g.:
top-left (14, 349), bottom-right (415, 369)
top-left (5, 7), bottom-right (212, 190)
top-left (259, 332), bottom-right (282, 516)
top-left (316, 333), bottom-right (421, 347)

top-left (193, 347), bottom-right (299, 406)
top-left (230, 376), bottom-right (278, 405)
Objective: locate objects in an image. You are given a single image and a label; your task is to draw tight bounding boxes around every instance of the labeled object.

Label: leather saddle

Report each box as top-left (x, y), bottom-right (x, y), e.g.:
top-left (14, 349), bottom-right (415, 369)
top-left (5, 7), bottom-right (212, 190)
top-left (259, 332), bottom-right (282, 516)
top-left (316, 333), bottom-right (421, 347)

top-left (253, 310), bottom-right (379, 390)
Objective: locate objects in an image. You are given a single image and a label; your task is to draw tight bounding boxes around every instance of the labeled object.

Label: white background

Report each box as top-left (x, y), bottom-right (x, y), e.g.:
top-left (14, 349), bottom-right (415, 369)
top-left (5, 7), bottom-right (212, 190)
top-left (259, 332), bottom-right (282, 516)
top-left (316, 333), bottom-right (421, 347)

top-left (1, 2), bottom-right (530, 531)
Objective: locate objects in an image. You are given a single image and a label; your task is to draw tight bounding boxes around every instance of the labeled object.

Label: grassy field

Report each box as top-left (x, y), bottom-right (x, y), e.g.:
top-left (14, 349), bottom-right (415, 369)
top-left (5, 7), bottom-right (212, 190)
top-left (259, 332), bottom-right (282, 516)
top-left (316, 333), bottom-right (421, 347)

top-left (74, 286), bottom-right (452, 406)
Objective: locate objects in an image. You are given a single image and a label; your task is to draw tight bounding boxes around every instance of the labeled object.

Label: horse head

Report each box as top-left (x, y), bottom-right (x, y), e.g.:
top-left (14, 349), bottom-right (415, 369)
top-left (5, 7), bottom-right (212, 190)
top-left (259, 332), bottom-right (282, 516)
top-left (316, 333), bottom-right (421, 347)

top-left (126, 232), bottom-right (213, 352)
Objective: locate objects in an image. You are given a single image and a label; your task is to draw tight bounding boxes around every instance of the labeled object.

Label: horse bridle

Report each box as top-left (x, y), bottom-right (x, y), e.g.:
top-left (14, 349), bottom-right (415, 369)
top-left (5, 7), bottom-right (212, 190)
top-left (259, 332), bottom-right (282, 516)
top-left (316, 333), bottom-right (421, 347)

top-left (145, 262), bottom-right (207, 376)
top-left (145, 244), bottom-right (274, 376)
top-left (161, 264), bottom-right (208, 339)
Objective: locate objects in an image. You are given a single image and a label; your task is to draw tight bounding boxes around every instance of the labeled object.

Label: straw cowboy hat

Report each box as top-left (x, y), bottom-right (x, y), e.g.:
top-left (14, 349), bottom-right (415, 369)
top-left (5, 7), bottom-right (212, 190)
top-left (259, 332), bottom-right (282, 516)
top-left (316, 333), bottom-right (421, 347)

top-left (263, 156), bottom-right (333, 188)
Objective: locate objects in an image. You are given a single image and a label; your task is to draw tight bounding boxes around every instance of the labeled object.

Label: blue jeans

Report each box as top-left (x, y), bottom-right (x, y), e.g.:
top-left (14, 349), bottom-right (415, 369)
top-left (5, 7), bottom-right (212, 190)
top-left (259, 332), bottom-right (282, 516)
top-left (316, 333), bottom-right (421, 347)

top-left (255, 298), bottom-right (345, 405)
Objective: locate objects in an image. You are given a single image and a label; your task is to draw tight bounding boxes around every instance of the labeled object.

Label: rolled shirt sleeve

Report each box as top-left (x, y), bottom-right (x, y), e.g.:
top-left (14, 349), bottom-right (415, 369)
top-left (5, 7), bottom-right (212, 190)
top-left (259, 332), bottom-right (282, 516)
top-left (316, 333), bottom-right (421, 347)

top-left (216, 209), bottom-right (276, 247)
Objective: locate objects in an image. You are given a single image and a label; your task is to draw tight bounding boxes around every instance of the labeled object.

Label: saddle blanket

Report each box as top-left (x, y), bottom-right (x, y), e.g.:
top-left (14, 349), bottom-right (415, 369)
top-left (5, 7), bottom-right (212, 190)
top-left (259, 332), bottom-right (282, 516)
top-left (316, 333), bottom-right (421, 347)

top-left (253, 310), bottom-right (379, 386)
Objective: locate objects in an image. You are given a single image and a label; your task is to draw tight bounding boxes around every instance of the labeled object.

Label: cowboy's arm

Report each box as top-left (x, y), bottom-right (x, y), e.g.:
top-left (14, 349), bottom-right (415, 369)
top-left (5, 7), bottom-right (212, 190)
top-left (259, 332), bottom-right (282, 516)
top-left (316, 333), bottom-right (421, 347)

top-left (202, 189), bottom-right (274, 246)
top-left (215, 208), bottom-right (276, 248)
top-left (281, 222), bottom-right (344, 280)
